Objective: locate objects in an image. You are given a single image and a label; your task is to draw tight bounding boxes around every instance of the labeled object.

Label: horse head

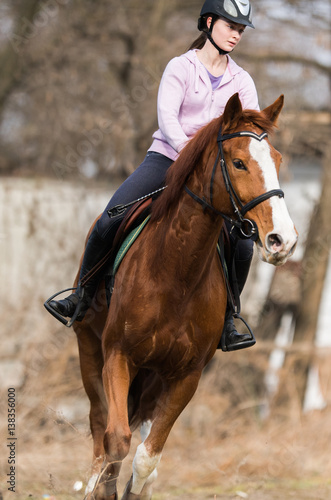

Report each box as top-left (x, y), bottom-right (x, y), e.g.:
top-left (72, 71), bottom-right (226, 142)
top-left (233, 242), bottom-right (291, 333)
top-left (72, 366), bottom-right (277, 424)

top-left (213, 93), bottom-right (298, 266)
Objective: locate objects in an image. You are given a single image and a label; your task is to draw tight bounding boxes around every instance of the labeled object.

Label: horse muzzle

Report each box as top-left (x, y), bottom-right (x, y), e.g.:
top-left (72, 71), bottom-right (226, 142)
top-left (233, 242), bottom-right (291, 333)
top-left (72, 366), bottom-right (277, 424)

top-left (258, 230), bottom-right (298, 266)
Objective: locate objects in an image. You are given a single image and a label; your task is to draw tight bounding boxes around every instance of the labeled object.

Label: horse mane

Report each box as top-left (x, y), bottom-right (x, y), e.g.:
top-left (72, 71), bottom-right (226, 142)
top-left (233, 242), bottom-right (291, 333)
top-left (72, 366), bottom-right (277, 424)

top-left (150, 117), bottom-right (222, 222)
top-left (151, 107), bottom-right (277, 222)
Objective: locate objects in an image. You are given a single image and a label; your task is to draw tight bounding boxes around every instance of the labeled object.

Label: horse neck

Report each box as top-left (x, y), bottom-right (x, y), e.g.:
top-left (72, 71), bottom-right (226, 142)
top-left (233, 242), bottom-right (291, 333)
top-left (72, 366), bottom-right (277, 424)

top-left (154, 172), bottom-right (227, 283)
top-left (182, 167), bottom-right (228, 248)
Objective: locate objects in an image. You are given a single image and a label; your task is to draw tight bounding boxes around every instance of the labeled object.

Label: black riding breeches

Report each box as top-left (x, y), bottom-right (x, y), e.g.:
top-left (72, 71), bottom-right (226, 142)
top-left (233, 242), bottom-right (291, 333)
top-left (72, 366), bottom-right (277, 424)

top-left (96, 152), bottom-right (173, 242)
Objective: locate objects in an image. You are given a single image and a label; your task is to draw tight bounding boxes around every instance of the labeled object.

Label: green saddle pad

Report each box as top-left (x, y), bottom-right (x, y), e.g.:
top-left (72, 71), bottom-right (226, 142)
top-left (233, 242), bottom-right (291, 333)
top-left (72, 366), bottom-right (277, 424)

top-left (112, 215), bottom-right (151, 276)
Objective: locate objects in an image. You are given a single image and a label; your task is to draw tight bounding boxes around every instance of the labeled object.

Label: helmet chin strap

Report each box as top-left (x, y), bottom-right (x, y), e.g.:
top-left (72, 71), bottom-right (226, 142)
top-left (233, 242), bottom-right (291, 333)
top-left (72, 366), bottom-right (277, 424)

top-left (205, 17), bottom-right (231, 56)
top-left (206, 31), bottom-right (231, 55)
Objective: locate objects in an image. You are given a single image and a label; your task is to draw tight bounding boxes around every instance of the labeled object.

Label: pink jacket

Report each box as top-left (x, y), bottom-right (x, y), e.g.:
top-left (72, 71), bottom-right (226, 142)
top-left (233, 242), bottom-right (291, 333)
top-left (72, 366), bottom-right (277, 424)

top-left (149, 49), bottom-right (259, 161)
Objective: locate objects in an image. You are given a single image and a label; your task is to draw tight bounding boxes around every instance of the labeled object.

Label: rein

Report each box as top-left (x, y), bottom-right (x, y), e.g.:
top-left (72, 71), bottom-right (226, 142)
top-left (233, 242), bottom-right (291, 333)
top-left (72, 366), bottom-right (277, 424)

top-left (185, 127), bottom-right (284, 241)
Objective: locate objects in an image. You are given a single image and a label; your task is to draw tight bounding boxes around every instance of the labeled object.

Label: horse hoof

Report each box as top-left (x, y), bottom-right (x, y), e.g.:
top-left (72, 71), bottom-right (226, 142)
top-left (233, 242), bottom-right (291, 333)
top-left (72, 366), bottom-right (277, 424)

top-left (84, 464), bottom-right (119, 500)
top-left (121, 476), bottom-right (138, 500)
top-left (84, 493), bottom-right (118, 500)
top-left (121, 475), bottom-right (152, 500)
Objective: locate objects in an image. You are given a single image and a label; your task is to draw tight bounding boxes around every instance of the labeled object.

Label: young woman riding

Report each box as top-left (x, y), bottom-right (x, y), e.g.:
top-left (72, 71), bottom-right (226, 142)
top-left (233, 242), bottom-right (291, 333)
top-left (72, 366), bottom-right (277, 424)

top-left (47, 0), bottom-right (259, 351)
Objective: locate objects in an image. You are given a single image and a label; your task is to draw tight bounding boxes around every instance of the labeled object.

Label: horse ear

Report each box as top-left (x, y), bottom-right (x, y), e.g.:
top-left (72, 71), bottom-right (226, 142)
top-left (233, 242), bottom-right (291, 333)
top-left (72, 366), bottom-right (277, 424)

top-left (222, 93), bottom-right (243, 130)
top-left (262, 95), bottom-right (284, 125)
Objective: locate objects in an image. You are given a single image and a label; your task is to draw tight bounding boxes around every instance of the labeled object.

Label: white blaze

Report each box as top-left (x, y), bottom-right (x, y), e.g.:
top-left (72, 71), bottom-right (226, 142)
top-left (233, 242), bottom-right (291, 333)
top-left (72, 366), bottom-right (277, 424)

top-left (248, 138), bottom-right (296, 249)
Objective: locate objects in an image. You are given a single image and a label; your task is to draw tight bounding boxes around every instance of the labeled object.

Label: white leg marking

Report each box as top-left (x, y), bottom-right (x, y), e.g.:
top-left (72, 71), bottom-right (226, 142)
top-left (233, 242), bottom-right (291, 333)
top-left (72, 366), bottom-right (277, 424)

top-left (249, 139), bottom-right (297, 250)
top-left (139, 420), bottom-right (158, 492)
top-left (85, 473), bottom-right (99, 494)
top-left (140, 419), bottom-right (153, 441)
top-left (142, 468), bottom-right (158, 498)
top-left (131, 442), bottom-right (162, 495)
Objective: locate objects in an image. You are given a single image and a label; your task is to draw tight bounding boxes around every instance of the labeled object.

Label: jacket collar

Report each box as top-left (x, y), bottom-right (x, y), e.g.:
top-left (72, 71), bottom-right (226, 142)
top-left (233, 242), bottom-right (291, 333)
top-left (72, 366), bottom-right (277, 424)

top-left (184, 49), bottom-right (240, 93)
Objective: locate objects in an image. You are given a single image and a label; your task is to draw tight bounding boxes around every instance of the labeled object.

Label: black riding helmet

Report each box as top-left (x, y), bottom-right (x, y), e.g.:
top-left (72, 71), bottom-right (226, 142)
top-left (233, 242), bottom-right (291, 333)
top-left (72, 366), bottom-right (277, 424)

top-left (199, 0), bottom-right (254, 28)
top-left (198, 0), bottom-right (254, 55)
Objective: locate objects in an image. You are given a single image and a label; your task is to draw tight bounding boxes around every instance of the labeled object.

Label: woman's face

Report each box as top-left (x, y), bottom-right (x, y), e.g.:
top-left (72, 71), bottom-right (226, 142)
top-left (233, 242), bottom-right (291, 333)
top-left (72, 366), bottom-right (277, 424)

top-left (207, 17), bottom-right (246, 52)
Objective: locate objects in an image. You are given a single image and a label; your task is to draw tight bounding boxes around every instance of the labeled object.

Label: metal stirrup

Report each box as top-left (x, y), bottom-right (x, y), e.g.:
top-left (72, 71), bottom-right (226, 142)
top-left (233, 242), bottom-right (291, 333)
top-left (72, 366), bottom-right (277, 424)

top-left (43, 287), bottom-right (84, 328)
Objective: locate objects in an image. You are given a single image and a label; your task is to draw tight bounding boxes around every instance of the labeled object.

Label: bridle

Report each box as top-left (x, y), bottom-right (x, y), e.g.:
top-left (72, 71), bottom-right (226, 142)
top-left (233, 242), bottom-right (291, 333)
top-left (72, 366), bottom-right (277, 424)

top-left (185, 126), bottom-right (284, 241)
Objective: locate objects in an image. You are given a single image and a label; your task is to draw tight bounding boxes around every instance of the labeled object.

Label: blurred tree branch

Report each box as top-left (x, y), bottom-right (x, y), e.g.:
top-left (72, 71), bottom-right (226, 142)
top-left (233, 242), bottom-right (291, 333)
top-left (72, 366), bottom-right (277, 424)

top-left (0, 0), bottom-right (42, 114)
top-left (0, 0), bottom-right (329, 177)
top-left (240, 51), bottom-right (331, 76)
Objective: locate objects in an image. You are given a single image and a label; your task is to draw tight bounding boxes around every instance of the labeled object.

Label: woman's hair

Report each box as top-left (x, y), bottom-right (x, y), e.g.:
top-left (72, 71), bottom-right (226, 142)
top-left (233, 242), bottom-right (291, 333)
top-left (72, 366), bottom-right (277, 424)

top-left (188, 14), bottom-right (222, 51)
top-left (188, 32), bottom-right (207, 50)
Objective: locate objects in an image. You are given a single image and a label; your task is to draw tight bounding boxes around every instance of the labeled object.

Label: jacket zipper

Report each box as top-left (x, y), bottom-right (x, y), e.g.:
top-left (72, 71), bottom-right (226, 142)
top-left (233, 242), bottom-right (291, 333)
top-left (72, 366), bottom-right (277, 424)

top-left (210, 90), bottom-right (215, 120)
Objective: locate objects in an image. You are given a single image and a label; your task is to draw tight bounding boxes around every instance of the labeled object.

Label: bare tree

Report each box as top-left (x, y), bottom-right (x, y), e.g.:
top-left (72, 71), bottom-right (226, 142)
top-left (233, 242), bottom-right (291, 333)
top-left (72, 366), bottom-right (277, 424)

top-left (0, 0), bottom-right (329, 178)
top-left (0, 0), bottom-right (42, 113)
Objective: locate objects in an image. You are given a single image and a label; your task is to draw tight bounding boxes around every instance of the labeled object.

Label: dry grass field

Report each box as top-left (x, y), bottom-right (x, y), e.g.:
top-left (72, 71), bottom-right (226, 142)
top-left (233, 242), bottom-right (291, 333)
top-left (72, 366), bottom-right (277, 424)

top-left (1, 326), bottom-right (331, 500)
top-left (1, 177), bottom-right (330, 499)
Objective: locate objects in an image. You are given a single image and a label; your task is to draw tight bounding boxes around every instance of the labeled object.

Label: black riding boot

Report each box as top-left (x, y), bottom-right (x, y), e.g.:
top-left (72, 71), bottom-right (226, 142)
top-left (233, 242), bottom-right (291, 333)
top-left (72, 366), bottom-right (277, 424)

top-left (220, 253), bottom-right (256, 351)
top-left (49, 226), bottom-right (110, 323)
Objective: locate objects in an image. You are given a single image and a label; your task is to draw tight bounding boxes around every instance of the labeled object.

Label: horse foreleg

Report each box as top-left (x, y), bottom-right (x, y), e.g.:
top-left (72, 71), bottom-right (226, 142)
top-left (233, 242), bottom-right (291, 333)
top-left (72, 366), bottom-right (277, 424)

top-left (121, 371), bottom-right (201, 500)
top-left (75, 327), bottom-right (113, 499)
top-left (84, 460), bottom-right (122, 500)
top-left (99, 350), bottom-right (136, 498)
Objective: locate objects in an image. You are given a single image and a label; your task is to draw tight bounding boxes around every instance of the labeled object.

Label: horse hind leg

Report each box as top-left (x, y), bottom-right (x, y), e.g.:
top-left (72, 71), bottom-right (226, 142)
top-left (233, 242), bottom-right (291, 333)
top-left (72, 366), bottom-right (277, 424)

top-left (121, 371), bottom-right (201, 500)
top-left (137, 421), bottom-right (159, 498)
top-left (121, 471), bottom-right (157, 500)
top-left (121, 453), bottom-right (159, 500)
top-left (121, 420), bottom-right (159, 500)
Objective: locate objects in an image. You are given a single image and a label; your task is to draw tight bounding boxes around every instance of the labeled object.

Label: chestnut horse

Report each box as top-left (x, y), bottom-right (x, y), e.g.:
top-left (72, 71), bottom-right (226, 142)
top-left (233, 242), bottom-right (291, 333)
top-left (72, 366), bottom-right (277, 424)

top-left (73, 94), bottom-right (297, 499)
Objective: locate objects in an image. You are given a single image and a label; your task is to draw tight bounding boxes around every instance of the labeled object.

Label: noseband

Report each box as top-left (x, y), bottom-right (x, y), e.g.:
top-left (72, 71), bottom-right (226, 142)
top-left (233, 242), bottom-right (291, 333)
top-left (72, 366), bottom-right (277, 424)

top-left (185, 126), bottom-right (284, 241)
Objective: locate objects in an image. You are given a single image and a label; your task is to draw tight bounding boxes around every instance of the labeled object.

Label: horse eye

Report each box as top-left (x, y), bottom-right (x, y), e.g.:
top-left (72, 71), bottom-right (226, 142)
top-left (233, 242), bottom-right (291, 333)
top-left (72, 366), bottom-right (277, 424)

top-left (233, 159), bottom-right (246, 170)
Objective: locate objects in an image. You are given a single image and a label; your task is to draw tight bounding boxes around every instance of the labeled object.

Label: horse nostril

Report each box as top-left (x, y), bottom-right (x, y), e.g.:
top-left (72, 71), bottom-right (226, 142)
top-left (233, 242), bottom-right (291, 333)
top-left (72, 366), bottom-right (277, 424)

top-left (267, 233), bottom-right (283, 253)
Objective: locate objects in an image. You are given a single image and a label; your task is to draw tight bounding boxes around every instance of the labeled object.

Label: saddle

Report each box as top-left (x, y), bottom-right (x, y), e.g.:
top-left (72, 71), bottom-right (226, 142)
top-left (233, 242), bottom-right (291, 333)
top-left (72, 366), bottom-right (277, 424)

top-left (103, 198), bottom-right (152, 306)
top-left (110, 196), bottom-right (153, 260)
top-left (79, 196), bottom-right (153, 306)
